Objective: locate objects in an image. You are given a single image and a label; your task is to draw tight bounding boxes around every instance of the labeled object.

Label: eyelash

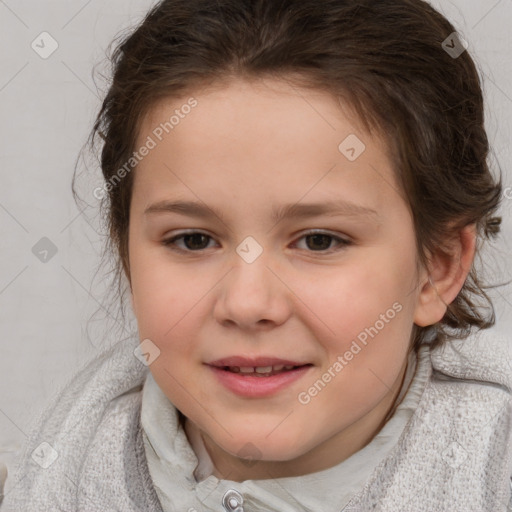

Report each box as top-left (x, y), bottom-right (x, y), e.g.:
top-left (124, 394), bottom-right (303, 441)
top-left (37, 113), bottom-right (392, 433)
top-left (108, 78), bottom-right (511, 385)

top-left (161, 230), bottom-right (352, 255)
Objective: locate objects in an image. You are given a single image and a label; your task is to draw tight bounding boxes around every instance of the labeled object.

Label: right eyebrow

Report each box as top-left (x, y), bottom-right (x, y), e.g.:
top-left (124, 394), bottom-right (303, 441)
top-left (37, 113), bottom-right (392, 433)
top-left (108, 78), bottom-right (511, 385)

top-left (144, 199), bottom-right (379, 224)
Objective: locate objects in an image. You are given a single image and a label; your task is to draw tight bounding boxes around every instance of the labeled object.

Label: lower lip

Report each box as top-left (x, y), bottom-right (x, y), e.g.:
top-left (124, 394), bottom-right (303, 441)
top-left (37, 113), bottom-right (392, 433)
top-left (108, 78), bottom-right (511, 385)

top-left (207, 365), bottom-right (312, 398)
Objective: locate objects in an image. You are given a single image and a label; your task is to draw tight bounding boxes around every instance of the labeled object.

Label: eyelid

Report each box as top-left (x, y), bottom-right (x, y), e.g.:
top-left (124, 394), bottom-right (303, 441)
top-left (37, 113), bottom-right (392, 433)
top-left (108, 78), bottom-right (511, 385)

top-left (291, 229), bottom-right (352, 252)
top-left (162, 229), bottom-right (352, 254)
top-left (162, 229), bottom-right (217, 252)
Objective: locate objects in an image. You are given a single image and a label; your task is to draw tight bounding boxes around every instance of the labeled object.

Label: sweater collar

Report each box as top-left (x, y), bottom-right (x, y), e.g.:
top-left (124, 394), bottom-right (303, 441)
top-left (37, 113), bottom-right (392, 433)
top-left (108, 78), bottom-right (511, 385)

top-left (140, 344), bottom-right (432, 512)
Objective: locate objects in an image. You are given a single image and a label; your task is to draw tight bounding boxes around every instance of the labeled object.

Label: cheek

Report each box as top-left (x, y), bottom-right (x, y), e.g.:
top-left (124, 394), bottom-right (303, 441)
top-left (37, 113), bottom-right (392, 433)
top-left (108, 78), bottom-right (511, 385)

top-left (130, 247), bottom-right (201, 346)
top-left (292, 254), bottom-right (417, 403)
top-left (294, 254), bottom-right (415, 339)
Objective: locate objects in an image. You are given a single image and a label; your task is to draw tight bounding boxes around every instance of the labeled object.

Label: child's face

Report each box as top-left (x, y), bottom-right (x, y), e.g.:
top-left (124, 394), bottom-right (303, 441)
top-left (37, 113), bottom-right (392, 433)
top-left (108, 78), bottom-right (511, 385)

top-left (128, 78), bottom-right (429, 479)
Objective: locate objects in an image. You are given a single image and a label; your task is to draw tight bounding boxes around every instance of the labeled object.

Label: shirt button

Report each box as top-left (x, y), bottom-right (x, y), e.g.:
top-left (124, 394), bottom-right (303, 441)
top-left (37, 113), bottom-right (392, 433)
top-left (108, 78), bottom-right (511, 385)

top-left (222, 489), bottom-right (244, 512)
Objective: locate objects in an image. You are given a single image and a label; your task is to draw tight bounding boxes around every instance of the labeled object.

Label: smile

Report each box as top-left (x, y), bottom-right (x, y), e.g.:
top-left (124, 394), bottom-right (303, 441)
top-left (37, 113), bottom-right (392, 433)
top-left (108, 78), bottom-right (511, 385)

top-left (206, 363), bottom-right (313, 397)
top-left (224, 364), bottom-right (306, 376)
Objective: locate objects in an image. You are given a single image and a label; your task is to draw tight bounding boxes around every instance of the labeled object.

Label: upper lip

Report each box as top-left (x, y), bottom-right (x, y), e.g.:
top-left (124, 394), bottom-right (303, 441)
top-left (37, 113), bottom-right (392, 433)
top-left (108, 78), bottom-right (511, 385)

top-left (207, 356), bottom-right (311, 367)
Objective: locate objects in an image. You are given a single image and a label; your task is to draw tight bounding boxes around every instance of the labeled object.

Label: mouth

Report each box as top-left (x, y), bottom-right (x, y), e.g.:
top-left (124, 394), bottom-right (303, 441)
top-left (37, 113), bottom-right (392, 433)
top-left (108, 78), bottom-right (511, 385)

top-left (207, 356), bottom-right (313, 376)
top-left (216, 364), bottom-right (312, 377)
top-left (205, 357), bottom-right (314, 397)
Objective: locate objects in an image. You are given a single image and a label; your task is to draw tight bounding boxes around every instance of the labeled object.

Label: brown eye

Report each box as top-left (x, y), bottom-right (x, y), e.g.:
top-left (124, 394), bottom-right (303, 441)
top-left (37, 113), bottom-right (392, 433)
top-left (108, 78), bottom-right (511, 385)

top-left (162, 230), bottom-right (351, 255)
top-left (305, 234), bottom-right (334, 251)
top-left (162, 231), bottom-right (215, 252)
top-left (293, 231), bottom-right (351, 254)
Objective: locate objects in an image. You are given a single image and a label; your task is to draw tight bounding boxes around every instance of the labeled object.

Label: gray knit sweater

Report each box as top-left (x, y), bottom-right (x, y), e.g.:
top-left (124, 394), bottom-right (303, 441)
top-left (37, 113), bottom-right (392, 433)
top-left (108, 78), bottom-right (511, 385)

top-left (2, 329), bottom-right (512, 511)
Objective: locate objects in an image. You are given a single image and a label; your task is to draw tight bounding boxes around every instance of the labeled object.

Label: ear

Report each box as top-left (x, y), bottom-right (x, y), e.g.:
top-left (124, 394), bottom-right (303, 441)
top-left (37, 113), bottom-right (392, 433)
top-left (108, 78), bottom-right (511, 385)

top-left (414, 224), bottom-right (477, 327)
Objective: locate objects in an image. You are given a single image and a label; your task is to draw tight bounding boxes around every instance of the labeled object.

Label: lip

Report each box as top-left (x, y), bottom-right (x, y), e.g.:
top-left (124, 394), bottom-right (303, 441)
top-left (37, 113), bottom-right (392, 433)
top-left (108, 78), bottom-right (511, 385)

top-left (206, 362), bottom-right (313, 398)
top-left (207, 356), bottom-right (308, 367)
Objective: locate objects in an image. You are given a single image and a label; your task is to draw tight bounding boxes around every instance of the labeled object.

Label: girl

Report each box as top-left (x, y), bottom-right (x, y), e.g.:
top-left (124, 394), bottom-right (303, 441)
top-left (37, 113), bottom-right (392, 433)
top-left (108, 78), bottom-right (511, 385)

top-left (2, 0), bottom-right (511, 510)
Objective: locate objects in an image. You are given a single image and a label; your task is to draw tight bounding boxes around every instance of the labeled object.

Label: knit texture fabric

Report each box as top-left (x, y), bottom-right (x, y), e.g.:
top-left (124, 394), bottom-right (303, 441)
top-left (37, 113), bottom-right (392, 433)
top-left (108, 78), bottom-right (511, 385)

top-left (1, 329), bottom-right (511, 511)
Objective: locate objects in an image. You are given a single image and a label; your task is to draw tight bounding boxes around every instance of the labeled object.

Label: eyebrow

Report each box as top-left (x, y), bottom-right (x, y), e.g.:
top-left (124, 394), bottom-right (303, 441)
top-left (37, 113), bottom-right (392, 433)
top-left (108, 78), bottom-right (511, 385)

top-left (144, 199), bottom-right (379, 224)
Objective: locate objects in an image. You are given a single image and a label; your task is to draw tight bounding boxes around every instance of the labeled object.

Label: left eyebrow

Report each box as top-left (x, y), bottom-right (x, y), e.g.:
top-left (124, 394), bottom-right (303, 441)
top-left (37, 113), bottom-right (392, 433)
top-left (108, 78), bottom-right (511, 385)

top-left (270, 200), bottom-right (379, 223)
top-left (143, 199), bottom-right (379, 223)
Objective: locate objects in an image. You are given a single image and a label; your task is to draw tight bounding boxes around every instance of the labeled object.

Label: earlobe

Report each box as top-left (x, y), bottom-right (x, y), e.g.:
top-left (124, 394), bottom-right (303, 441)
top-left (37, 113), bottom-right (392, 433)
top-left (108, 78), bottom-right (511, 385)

top-left (413, 224), bottom-right (477, 327)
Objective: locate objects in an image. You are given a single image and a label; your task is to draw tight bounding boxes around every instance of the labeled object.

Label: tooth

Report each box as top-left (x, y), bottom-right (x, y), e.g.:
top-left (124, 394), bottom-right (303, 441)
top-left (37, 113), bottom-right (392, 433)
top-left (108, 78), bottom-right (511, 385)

top-left (239, 367), bottom-right (255, 373)
top-left (230, 366), bottom-right (240, 373)
top-left (272, 365), bottom-right (284, 371)
top-left (283, 365), bottom-right (294, 370)
top-left (255, 366), bottom-right (273, 373)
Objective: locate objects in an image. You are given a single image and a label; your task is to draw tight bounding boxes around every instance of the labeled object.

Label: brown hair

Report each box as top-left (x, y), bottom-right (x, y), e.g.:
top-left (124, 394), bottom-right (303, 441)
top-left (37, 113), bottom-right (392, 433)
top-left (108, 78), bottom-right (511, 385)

top-left (74, 0), bottom-right (503, 351)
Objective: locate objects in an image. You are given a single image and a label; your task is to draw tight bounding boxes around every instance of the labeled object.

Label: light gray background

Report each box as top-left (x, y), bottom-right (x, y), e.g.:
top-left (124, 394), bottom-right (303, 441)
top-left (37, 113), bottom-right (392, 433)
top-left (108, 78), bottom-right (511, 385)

top-left (1, 0), bottom-right (511, 480)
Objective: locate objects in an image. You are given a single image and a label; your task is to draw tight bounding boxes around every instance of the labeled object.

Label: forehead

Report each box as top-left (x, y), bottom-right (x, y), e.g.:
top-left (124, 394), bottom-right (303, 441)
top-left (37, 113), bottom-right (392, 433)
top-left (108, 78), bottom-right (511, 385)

top-left (132, 77), bottom-right (401, 214)
top-left (138, 77), bottom-right (374, 144)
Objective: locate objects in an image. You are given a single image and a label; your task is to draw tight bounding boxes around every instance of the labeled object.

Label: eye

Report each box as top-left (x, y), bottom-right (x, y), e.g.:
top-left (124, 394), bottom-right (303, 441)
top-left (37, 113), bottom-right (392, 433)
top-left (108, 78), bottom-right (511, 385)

top-left (162, 231), bottom-right (216, 252)
top-left (161, 230), bottom-right (351, 254)
top-left (292, 230), bottom-right (351, 253)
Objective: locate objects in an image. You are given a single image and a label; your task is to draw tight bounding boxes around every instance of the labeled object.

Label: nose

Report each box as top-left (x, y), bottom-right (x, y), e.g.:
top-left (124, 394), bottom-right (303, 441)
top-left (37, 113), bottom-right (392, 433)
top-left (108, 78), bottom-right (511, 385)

top-left (213, 247), bottom-right (292, 330)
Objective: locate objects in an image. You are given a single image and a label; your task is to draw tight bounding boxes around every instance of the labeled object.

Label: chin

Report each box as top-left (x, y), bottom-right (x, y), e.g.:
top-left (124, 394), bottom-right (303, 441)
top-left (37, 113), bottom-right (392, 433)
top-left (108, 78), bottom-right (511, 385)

top-left (198, 413), bottom-right (315, 462)
top-left (216, 432), bottom-right (307, 463)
